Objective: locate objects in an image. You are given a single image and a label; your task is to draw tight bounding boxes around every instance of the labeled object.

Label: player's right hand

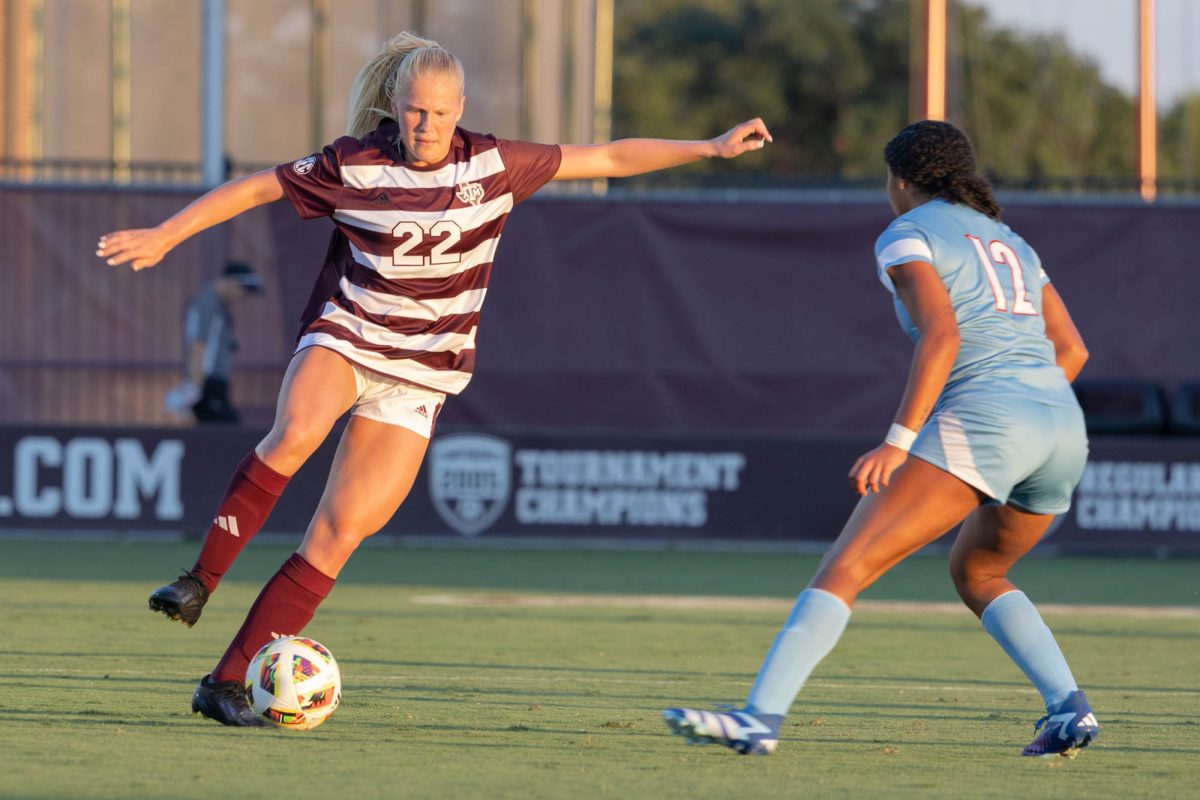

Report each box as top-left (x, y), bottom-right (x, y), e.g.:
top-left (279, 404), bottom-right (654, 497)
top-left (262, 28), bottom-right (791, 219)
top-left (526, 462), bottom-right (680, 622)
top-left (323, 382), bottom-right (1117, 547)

top-left (848, 443), bottom-right (909, 496)
top-left (96, 227), bottom-right (172, 271)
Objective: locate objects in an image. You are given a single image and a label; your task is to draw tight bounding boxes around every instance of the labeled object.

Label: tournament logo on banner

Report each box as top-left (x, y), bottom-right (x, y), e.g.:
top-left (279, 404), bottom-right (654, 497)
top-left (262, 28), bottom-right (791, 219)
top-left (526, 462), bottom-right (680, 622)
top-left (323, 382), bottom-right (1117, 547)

top-left (428, 433), bottom-right (513, 536)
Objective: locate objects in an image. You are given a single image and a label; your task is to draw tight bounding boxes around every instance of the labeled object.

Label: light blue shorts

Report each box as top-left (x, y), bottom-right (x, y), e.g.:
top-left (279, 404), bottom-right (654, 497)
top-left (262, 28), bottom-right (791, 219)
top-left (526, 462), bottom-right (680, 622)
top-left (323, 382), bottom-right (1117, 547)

top-left (910, 392), bottom-right (1088, 515)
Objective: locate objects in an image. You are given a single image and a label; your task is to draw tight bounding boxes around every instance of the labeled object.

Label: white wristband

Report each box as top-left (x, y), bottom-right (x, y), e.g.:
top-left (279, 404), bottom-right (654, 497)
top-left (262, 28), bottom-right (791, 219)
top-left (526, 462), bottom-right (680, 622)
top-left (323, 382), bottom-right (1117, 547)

top-left (885, 423), bottom-right (918, 452)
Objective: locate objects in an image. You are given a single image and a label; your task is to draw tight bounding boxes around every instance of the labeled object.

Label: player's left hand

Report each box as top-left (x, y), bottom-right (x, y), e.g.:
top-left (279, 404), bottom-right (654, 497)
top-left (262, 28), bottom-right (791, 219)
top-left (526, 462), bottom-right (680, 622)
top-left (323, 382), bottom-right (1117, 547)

top-left (96, 226), bottom-right (174, 271)
top-left (711, 118), bottom-right (773, 159)
top-left (848, 443), bottom-right (909, 496)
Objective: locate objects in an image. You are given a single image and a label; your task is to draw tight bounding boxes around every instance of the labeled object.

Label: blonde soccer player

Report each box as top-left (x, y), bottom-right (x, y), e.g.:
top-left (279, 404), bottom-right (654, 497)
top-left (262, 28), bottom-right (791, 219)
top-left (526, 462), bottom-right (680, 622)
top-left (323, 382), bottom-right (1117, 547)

top-left (98, 31), bottom-right (771, 726)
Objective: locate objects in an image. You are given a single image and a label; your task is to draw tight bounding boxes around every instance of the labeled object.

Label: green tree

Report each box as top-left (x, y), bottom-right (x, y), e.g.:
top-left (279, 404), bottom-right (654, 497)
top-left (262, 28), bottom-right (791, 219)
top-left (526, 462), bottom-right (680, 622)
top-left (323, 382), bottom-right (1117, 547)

top-left (613, 0), bottom-right (904, 183)
top-left (951, 2), bottom-right (1135, 188)
top-left (612, 0), bottom-right (1140, 190)
top-left (1159, 93), bottom-right (1200, 190)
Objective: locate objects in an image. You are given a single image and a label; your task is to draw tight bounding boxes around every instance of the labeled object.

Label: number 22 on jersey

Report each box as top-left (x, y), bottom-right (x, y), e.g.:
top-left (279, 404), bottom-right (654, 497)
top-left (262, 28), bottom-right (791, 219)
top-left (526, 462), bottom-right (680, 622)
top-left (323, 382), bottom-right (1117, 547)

top-left (391, 220), bottom-right (463, 268)
top-left (964, 234), bottom-right (1037, 316)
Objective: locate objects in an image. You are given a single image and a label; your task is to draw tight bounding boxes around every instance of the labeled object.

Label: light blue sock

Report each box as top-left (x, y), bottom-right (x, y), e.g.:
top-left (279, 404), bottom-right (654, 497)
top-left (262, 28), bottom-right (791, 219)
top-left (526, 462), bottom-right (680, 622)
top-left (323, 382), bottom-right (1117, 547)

top-left (981, 590), bottom-right (1077, 711)
top-left (744, 588), bottom-right (851, 716)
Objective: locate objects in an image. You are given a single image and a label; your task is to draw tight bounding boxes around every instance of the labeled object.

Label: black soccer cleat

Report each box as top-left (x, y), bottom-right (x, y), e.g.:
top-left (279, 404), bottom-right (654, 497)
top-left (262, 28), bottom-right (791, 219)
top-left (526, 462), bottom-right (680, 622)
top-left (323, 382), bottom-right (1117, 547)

top-left (191, 674), bottom-right (268, 727)
top-left (148, 571), bottom-right (210, 627)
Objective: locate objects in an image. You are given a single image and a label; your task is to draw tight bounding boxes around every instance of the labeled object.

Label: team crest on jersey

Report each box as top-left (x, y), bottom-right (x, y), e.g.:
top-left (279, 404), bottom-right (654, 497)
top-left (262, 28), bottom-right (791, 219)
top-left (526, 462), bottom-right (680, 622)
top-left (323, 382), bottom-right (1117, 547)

top-left (455, 180), bottom-right (485, 206)
top-left (428, 433), bottom-right (512, 537)
top-left (292, 156), bottom-right (317, 175)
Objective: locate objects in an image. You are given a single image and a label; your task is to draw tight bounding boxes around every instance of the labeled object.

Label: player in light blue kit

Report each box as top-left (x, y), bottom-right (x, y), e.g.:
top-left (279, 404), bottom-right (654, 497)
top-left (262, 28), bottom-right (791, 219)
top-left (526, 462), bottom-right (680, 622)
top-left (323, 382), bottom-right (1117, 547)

top-left (663, 120), bottom-right (1099, 758)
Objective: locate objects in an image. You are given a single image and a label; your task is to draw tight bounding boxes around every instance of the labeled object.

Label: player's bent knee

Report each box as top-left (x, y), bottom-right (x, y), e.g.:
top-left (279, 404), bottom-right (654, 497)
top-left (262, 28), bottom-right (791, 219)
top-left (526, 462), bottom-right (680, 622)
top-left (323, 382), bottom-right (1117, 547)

top-left (260, 420), bottom-right (330, 463)
top-left (948, 557), bottom-right (975, 590)
top-left (321, 515), bottom-right (384, 550)
top-left (303, 524), bottom-right (370, 571)
top-left (949, 560), bottom-right (1001, 605)
top-left (950, 572), bottom-right (976, 604)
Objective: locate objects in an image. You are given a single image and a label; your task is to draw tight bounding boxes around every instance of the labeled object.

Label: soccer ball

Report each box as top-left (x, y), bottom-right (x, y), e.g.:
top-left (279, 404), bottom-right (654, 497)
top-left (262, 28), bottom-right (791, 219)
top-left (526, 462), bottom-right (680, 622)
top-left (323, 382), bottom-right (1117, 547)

top-left (246, 636), bottom-right (341, 730)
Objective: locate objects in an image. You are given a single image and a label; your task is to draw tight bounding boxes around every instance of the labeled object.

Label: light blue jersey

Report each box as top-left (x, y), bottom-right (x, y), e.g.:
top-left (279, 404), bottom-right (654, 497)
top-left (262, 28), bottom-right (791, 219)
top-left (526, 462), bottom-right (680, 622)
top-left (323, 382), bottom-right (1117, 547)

top-left (875, 198), bottom-right (1072, 400)
top-left (874, 199), bottom-right (1087, 513)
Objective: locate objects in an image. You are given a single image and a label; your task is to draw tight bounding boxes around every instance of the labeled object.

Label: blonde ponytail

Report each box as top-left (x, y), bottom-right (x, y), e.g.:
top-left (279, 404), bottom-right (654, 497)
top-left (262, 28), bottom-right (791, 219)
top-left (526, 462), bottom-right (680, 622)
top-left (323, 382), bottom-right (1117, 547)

top-left (346, 31), bottom-right (465, 138)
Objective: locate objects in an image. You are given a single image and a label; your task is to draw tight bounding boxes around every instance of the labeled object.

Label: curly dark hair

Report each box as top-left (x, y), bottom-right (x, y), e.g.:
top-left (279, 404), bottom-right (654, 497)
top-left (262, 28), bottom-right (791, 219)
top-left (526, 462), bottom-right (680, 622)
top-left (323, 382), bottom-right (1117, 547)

top-left (884, 120), bottom-right (1001, 220)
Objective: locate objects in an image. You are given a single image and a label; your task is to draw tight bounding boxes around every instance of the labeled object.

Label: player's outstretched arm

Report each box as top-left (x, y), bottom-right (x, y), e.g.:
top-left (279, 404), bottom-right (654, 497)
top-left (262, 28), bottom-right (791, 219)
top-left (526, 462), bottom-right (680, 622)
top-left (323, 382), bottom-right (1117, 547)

top-left (96, 168), bottom-right (285, 271)
top-left (552, 118), bottom-right (772, 181)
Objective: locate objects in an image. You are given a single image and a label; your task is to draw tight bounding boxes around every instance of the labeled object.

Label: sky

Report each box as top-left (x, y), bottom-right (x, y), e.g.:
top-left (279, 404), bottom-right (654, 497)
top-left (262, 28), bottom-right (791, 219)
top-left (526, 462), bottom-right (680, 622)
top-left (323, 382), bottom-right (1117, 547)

top-left (968, 0), bottom-right (1197, 107)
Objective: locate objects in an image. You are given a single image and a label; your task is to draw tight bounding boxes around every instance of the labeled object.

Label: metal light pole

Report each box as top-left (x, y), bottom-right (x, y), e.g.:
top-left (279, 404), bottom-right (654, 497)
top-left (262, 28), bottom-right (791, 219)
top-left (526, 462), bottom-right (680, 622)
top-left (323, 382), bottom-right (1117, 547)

top-left (201, 0), bottom-right (225, 187)
top-left (924, 0), bottom-right (947, 121)
top-left (1137, 0), bottom-right (1157, 202)
top-left (111, 0), bottom-right (131, 183)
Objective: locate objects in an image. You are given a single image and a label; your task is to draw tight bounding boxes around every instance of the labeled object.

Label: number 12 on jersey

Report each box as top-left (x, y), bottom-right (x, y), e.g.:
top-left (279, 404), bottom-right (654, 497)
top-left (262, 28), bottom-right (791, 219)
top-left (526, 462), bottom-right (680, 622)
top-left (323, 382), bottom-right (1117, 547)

top-left (965, 234), bottom-right (1037, 316)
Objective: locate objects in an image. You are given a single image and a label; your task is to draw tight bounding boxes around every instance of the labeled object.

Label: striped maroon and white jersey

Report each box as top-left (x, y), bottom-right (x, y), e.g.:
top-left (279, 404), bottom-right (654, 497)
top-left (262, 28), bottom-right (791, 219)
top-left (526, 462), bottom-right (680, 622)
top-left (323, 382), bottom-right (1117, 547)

top-left (275, 121), bottom-right (561, 395)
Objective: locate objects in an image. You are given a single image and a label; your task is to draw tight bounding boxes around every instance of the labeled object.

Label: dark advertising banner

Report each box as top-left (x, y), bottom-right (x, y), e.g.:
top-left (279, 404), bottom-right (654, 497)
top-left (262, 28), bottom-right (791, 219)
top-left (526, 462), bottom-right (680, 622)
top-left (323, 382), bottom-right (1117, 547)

top-left (1, 426), bottom-right (1198, 554)
top-left (1064, 439), bottom-right (1200, 554)
top-left (6, 188), bottom-right (1199, 438)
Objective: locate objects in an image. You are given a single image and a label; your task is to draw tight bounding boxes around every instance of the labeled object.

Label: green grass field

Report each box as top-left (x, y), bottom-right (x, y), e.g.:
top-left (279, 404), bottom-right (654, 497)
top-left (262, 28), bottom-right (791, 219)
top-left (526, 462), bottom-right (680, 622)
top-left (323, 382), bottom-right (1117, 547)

top-left (1, 539), bottom-right (1198, 799)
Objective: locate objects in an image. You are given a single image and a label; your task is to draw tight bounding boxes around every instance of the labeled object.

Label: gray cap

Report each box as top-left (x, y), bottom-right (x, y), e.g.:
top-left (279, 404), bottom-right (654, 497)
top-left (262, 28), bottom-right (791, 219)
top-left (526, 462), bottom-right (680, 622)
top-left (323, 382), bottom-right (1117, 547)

top-left (223, 261), bottom-right (262, 294)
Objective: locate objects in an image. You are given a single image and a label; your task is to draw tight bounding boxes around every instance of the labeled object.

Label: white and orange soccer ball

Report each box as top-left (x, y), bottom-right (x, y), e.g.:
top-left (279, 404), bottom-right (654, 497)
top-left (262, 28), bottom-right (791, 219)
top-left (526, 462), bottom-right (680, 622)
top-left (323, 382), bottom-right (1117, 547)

top-left (245, 636), bottom-right (341, 730)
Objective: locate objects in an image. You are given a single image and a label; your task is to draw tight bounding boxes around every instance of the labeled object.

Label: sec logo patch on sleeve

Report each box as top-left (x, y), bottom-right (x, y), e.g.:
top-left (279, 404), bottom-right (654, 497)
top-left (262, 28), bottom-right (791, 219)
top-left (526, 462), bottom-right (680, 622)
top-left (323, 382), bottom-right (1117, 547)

top-left (292, 156), bottom-right (317, 175)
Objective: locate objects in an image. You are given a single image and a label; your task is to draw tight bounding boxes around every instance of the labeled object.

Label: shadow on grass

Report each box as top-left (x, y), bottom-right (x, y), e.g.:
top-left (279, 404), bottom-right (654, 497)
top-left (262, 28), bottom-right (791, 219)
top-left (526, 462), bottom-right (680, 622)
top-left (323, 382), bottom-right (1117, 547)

top-left (287, 655), bottom-right (1200, 698)
top-left (867, 739), bottom-right (1198, 756)
top-left (0, 708), bottom-right (200, 728)
top-left (349, 657), bottom-right (752, 678)
top-left (816, 673), bottom-right (1200, 696)
top-left (0, 708), bottom-right (354, 739)
top-left (0, 677), bottom-right (202, 695)
top-left (846, 617), bottom-right (1200, 644)
top-left (3, 650), bottom-right (213, 660)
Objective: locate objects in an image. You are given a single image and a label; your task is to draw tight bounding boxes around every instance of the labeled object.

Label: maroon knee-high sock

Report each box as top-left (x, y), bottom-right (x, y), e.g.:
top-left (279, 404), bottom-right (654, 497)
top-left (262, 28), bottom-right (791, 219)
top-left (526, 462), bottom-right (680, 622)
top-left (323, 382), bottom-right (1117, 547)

top-left (191, 451), bottom-right (290, 594)
top-left (211, 553), bottom-right (335, 684)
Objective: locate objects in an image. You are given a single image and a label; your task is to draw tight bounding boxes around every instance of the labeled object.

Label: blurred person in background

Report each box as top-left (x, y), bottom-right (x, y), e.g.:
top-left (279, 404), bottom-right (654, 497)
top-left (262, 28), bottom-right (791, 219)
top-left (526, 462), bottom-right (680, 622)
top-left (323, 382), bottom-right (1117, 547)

top-left (97, 31), bottom-right (771, 727)
top-left (165, 261), bottom-right (262, 424)
top-left (664, 120), bottom-right (1098, 760)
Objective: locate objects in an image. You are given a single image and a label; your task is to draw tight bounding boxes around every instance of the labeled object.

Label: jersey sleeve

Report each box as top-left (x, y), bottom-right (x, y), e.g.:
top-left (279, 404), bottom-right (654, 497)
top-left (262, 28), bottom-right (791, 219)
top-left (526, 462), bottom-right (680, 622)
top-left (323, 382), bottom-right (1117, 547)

top-left (1028, 245), bottom-right (1050, 286)
top-left (873, 220), bottom-right (934, 294)
top-left (496, 139), bottom-right (562, 205)
top-left (274, 140), bottom-right (347, 219)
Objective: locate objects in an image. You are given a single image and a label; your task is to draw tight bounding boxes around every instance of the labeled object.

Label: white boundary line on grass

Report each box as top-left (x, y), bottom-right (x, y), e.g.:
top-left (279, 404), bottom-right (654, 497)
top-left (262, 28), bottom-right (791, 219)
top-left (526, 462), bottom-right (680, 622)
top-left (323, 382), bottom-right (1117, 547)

top-left (411, 592), bottom-right (1200, 618)
top-left (0, 665), bottom-right (1046, 696)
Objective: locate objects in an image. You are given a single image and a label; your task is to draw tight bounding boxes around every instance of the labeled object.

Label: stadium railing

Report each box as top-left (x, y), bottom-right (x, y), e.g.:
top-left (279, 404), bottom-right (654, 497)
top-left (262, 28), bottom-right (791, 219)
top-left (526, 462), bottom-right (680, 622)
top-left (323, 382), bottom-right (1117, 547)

top-left (1169, 382), bottom-right (1200, 435)
top-left (1073, 378), bottom-right (1169, 435)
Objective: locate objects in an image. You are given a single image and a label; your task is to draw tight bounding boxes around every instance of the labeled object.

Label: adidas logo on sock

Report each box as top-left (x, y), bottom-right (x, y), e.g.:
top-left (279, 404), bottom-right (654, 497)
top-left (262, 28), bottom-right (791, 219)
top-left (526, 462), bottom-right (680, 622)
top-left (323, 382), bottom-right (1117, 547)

top-left (414, 405), bottom-right (428, 418)
top-left (214, 515), bottom-right (241, 537)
